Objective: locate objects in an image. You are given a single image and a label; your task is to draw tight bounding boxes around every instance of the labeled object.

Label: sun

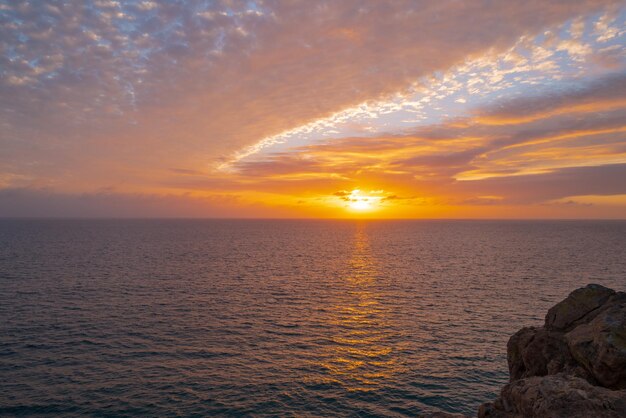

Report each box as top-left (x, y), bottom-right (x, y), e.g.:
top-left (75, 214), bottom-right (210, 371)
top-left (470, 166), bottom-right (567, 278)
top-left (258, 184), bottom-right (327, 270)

top-left (347, 189), bottom-right (380, 212)
top-left (350, 198), bottom-right (372, 211)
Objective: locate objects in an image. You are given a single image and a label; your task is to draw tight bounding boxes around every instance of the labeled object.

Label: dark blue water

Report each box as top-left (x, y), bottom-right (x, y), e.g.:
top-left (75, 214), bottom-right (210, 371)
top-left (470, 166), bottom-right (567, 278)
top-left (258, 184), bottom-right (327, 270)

top-left (1, 220), bottom-right (625, 416)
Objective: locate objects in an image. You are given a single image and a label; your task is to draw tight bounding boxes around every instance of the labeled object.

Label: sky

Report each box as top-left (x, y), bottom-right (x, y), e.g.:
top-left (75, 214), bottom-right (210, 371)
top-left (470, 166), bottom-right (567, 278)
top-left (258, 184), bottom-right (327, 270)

top-left (1, 0), bottom-right (626, 218)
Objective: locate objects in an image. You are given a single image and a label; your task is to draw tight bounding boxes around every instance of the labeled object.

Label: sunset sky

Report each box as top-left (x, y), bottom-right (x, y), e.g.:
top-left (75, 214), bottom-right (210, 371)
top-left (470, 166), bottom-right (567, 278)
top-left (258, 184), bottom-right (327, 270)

top-left (1, 0), bottom-right (626, 218)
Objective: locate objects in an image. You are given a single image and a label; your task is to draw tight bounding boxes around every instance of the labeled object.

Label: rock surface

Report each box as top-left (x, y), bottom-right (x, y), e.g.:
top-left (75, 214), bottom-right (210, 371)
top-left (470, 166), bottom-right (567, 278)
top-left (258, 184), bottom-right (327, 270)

top-left (545, 284), bottom-right (615, 332)
top-left (565, 293), bottom-right (626, 389)
top-left (479, 374), bottom-right (626, 418)
top-left (480, 284), bottom-right (626, 417)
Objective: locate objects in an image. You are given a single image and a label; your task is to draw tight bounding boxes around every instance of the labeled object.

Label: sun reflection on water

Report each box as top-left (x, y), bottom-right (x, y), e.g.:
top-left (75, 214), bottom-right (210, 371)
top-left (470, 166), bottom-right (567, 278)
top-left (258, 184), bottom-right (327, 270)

top-left (317, 224), bottom-right (404, 391)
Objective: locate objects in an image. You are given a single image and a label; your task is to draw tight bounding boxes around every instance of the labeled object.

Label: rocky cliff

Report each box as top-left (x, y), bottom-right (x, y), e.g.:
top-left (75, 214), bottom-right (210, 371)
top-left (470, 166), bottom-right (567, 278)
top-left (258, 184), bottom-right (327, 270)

top-left (479, 283), bottom-right (626, 417)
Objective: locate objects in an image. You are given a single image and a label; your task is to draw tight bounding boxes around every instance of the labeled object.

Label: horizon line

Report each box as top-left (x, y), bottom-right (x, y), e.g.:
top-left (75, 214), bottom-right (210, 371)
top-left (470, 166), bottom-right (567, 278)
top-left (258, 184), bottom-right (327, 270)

top-left (1, 217), bottom-right (625, 221)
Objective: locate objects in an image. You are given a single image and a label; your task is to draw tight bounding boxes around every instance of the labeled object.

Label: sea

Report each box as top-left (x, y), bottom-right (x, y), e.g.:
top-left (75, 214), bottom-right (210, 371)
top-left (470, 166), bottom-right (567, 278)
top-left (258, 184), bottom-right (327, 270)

top-left (1, 219), bottom-right (625, 417)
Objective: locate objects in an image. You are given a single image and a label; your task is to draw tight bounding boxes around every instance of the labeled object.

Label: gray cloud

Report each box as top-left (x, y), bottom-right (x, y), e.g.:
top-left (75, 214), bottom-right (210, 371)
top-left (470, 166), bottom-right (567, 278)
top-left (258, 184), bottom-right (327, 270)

top-left (477, 72), bottom-right (626, 121)
top-left (0, 187), bottom-right (286, 218)
top-left (454, 163), bottom-right (626, 204)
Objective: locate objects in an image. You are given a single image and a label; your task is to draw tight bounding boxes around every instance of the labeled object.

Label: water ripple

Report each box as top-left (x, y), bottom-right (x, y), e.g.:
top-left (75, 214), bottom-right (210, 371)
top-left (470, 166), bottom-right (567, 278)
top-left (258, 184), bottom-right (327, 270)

top-left (1, 219), bottom-right (625, 416)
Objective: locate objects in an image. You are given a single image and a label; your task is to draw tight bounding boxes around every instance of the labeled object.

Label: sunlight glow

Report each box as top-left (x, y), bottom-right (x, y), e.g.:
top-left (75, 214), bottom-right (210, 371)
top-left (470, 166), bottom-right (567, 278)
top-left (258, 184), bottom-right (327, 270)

top-left (347, 190), bottom-right (380, 212)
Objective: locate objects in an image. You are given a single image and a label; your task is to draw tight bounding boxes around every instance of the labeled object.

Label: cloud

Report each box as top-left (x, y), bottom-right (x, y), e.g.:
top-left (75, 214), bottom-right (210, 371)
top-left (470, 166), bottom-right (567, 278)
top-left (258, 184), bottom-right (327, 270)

top-left (475, 72), bottom-right (626, 124)
top-left (1, 1), bottom-right (625, 218)
top-left (455, 163), bottom-right (626, 204)
top-left (0, 188), bottom-right (294, 218)
top-left (1, 0), bottom-right (621, 193)
top-left (225, 72), bottom-right (626, 210)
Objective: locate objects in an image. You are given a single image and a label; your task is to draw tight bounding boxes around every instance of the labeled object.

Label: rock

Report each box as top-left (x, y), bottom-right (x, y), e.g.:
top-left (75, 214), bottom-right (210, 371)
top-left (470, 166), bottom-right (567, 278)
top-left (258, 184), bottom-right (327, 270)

top-left (479, 374), bottom-right (626, 418)
top-left (545, 284), bottom-right (615, 332)
top-left (565, 293), bottom-right (626, 389)
top-left (478, 284), bottom-right (626, 417)
top-left (507, 326), bottom-right (586, 382)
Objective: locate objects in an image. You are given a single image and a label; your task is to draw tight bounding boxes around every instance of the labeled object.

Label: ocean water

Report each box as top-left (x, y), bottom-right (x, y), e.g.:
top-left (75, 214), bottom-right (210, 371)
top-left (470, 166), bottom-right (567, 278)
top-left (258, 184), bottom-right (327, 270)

top-left (0, 220), bottom-right (625, 417)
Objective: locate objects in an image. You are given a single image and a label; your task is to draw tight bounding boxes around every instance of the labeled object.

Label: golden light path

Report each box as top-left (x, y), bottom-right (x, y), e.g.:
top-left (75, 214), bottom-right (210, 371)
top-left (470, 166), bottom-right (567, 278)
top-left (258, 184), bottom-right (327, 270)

top-left (316, 225), bottom-right (404, 391)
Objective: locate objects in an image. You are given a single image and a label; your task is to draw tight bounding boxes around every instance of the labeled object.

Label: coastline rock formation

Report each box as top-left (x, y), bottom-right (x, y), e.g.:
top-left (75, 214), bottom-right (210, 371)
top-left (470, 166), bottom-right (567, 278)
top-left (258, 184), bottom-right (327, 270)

top-left (479, 283), bottom-right (626, 417)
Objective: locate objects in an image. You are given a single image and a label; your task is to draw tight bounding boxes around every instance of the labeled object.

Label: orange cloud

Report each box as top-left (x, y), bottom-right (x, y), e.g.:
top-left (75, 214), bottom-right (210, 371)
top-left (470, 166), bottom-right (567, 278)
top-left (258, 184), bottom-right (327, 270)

top-left (201, 73), bottom-right (626, 217)
top-left (1, 1), bottom-right (625, 218)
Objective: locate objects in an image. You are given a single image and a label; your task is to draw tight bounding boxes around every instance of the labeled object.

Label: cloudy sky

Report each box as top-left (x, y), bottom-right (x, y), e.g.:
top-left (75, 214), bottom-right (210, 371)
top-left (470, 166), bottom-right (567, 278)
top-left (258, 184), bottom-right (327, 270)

top-left (1, 0), bottom-right (625, 218)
